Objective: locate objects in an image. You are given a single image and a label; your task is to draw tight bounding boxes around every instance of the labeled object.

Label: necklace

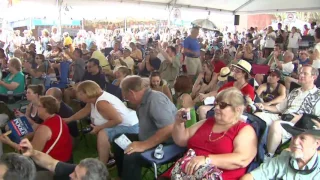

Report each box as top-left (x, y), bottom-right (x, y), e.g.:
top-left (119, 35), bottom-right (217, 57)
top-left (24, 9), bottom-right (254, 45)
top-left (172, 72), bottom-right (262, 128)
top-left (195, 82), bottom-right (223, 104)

top-left (208, 131), bottom-right (227, 142)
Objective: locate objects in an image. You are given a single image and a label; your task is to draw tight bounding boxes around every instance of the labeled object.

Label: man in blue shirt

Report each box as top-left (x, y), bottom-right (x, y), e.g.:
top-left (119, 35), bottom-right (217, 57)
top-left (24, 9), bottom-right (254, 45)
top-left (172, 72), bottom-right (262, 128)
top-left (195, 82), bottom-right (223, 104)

top-left (183, 27), bottom-right (201, 80)
top-left (241, 115), bottom-right (320, 180)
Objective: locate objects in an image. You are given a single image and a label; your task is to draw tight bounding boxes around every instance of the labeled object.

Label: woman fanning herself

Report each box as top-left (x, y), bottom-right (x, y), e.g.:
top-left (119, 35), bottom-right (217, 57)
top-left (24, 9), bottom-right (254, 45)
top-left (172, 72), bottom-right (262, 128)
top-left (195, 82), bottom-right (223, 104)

top-left (64, 80), bottom-right (139, 165)
top-left (161, 88), bottom-right (257, 179)
top-left (191, 60), bottom-right (214, 100)
top-left (150, 71), bottom-right (173, 102)
top-left (0, 96), bottom-right (72, 162)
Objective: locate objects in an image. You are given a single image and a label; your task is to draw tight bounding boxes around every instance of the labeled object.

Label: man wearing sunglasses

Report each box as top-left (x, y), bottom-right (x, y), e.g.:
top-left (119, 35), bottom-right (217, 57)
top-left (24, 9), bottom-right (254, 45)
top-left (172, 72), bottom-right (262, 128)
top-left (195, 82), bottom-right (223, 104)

top-left (241, 116), bottom-right (320, 180)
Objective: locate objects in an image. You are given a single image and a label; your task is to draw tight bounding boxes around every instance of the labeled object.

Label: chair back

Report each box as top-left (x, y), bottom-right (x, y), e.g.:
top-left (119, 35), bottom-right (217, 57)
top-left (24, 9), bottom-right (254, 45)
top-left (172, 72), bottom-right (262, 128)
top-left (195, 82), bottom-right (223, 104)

top-left (243, 112), bottom-right (267, 172)
top-left (105, 82), bottom-right (123, 101)
top-left (59, 61), bottom-right (71, 84)
top-left (251, 64), bottom-right (270, 76)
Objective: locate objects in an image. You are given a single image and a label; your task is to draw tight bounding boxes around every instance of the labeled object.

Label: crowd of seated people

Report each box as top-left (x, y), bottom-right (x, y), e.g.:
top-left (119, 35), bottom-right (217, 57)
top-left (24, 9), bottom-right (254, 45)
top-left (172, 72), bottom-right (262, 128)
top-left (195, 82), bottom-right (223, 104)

top-left (0, 25), bottom-right (319, 180)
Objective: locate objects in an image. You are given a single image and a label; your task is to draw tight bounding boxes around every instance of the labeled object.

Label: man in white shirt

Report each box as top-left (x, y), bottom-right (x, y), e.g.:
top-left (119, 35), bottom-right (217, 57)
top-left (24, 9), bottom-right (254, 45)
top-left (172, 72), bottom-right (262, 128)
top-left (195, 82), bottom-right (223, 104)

top-left (255, 65), bottom-right (320, 161)
top-left (308, 22), bottom-right (316, 36)
top-left (274, 50), bottom-right (295, 78)
top-left (50, 27), bottom-right (61, 46)
top-left (287, 27), bottom-right (302, 58)
top-left (137, 27), bottom-right (147, 46)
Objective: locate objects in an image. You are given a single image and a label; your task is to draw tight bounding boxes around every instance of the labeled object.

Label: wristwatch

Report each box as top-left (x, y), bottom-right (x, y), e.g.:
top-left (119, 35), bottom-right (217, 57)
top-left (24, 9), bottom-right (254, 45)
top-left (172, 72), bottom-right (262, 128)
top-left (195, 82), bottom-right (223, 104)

top-left (204, 155), bottom-right (211, 165)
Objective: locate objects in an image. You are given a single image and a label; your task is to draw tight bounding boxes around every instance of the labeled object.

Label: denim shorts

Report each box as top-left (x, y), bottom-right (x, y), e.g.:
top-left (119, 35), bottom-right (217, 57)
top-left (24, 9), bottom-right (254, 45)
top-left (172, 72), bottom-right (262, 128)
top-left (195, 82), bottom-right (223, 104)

top-left (104, 123), bottom-right (139, 141)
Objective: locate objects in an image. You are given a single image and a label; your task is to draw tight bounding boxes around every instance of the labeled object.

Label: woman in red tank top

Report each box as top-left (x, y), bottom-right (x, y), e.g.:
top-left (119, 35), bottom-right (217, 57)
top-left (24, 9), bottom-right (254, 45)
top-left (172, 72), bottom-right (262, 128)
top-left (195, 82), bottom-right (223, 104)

top-left (0, 96), bottom-right (72, 162)
top-left (161, 88), bottom-right (258, 180)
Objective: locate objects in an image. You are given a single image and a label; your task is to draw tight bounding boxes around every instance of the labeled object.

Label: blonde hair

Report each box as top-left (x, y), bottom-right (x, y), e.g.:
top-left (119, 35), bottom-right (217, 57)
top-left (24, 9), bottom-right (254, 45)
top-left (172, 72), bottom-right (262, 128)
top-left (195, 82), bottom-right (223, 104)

top-left (42, 29), bottom-right (49, 37)
top-left (76, 80), bottom-right (103, 99)
top-left (215, 87), bottom-right (246, 118)
top-left (9, 58), bottom-right (22, 71)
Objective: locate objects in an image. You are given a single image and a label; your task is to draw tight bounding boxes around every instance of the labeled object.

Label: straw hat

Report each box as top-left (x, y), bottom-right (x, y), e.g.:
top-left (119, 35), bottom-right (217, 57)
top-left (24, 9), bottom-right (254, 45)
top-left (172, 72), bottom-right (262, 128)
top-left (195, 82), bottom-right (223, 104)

top-left (312, 60), bottom-right (320, 69)
top-left (231, 60), bottom-right (252, 74)
top-left (218, 67), bottom-right (231, 81)
top-left (124, 46), bottom-right (132, 52)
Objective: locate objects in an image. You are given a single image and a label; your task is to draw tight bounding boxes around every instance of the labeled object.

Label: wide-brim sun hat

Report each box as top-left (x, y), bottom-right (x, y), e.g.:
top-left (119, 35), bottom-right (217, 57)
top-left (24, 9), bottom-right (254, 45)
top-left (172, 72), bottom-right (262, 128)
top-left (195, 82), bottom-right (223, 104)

top-left (218, 67), bottom-right (231, 81)
top-left (231, 60), bottom-right (252, 74)
top-left (312, 59), bottom-right (320, 69)
top-left (282, 114), bottom-right (320, 137)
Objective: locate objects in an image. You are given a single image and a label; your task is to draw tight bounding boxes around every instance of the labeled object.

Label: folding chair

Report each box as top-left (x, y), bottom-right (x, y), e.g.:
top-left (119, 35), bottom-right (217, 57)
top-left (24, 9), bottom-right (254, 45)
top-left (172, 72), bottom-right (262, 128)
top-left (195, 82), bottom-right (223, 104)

top-left (243, 112), bottom-right (268, 172)
top-left (50, 61), bottom-right (71, 89)
top-left (104, 82), bottom-right (123, 101)
top-left (251, 64), bottom-right (270, 76)
top-left (140, 144), bottom-right (187, 179)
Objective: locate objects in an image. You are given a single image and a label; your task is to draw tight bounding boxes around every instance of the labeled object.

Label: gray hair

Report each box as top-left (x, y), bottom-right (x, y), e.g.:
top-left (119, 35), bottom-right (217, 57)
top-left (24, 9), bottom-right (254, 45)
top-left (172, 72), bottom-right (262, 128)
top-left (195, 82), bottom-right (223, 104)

top-left (298, 65), bottom-right (319, 77)
top-left (120, 75), bottom-right (144, 93)
top-left (284, 50), bottom-right (294, 61)
top-left (79, 158), bottom-right (108, 180)
top-left (0, 153), bottom-right (36, 180)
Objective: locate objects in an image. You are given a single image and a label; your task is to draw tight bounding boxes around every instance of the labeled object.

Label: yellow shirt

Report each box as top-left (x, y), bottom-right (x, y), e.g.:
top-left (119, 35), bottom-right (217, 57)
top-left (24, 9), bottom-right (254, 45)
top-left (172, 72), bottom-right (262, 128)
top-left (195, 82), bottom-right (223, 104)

top-left (64, 36), bottom-right (73, 46)
top-left (91, 50), bottom-right (109, 68)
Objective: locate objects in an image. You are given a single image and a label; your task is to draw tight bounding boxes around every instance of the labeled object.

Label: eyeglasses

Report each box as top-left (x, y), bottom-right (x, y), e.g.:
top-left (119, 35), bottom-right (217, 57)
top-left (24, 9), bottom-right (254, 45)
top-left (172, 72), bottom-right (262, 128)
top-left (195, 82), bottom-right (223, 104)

top-left (232, 67), bottom-right (242, 74)
top-left (213, 101), bottom-right (232, 109)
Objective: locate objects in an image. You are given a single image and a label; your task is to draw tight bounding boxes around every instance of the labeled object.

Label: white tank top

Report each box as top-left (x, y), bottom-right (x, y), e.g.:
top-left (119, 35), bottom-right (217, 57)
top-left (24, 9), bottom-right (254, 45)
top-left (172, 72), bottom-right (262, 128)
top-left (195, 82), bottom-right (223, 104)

top-left (90, 91), bottom-right (139, 127)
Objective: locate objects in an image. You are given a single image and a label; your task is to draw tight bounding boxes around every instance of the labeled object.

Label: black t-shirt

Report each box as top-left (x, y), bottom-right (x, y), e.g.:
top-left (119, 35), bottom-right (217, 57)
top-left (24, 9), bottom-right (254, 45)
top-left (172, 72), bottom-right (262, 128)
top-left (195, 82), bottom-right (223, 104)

top-left (275, 30), bottom-right (285, 43)
top-left (58, 102), bottom-right (78, 138)
top-left (246, 33), bottom-right (254, 44)
top-left (82, 71), bottom-right (106, 89)
top-left (139, 57), bottom-right (161, 77)
top-left (54, 162), bottom-right (76, 180)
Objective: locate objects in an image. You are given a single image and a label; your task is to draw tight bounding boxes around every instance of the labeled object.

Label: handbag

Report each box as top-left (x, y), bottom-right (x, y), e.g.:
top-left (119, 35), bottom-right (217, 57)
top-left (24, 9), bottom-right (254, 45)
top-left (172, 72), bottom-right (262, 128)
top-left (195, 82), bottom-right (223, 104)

top-left (171, 149), bottom-right (223, 180)
top-left (45, 116), bottom-right (62, 154)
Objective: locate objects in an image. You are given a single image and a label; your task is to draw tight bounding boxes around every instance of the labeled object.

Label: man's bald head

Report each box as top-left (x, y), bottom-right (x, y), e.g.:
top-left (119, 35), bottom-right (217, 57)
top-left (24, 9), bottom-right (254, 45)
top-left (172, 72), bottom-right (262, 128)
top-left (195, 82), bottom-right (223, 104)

top-left (46, 88), bottom-right (62, 102)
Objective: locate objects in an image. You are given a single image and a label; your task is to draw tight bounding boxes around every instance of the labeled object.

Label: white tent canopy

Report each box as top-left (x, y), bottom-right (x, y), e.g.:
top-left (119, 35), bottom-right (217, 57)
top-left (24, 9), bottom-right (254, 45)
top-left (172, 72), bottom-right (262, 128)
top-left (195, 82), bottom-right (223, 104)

top-left (4, 0), bottom-right (320, 15)
top-left (117, 0), bottom-right (320, 14)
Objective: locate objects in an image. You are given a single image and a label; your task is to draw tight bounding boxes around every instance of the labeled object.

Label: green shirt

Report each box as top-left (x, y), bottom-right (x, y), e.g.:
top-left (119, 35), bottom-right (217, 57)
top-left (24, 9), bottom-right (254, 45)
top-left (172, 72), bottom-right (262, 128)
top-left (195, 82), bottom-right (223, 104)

top-left (251, 151), bottom-right (320, 180)
top-left (159, 56), bottom-right (180, 87)
top-left (0, 72), bottom-right (25, 94)
top-left (176, 100), bottom-right (197, 128)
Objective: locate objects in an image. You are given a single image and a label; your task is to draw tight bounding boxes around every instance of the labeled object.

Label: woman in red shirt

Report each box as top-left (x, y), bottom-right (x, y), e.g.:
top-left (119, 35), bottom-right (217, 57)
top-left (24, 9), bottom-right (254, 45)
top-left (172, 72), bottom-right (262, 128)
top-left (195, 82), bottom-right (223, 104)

top-left (0, 96), bottom-right (72, 162)
top-left (161, 88), bottom-right (257, 179)
top-left (218, 60), bottom-right (255, 100)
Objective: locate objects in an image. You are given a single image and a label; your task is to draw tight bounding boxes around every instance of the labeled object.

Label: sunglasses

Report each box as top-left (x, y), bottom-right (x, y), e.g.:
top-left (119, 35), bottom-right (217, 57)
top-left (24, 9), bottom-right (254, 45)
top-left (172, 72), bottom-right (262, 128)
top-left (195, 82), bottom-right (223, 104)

top-left (213, 101), bottom-right (232, 109)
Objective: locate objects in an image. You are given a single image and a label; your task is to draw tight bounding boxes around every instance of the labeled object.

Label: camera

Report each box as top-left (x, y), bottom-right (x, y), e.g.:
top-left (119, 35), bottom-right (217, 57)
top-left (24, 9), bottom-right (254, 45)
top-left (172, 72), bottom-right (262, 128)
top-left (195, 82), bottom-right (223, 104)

top-left (80, 126), bottom-right (93, 134)
top-left (182, 111), bottom-right (191, 120)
